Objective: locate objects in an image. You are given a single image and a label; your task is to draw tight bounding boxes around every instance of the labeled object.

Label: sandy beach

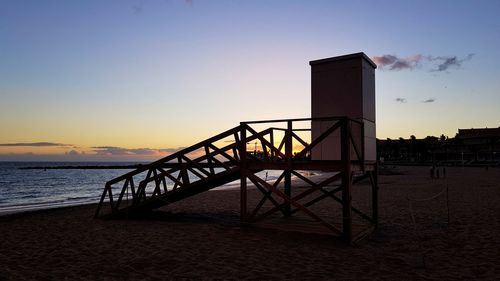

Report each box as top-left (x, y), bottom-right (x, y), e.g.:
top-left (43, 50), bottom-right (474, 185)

top-left (1, 166), bottom-right (499, 280)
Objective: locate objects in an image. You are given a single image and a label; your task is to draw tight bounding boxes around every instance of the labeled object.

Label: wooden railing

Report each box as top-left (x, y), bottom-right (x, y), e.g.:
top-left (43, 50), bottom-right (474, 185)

top-left (95, 117), bottom-right (366, 219)
top-left (95, 125), bottom-right (245, 217)
top-left (240, 116), bottom-right (365, 165)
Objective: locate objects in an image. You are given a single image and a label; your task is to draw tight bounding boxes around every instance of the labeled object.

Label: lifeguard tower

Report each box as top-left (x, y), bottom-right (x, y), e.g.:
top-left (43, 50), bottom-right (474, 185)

top-left (95, 52), bottom-right (378, 243)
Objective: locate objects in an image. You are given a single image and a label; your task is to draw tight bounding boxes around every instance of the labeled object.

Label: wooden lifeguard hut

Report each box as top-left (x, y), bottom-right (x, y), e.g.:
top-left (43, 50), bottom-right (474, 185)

top-left (95, 52), bottom-right (378, 243)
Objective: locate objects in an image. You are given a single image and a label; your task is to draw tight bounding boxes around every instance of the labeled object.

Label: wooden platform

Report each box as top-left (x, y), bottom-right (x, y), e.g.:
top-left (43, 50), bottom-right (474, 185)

top-left (250, 215), bottom-right (375, 242)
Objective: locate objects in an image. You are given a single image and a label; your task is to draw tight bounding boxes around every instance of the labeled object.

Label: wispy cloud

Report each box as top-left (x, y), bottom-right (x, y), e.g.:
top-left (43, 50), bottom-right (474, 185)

top-left (132, 5), bottom-right (143, 15)
top-left (422, 98), bottom-right (436, 103)
top-left (92, 146), bottom-right (157, 156)
top-left (429, 54), bottom-right (474, 72)
top-left (372, 53), bottom-right (473, 72)
top-left (395, 98), bottom-right (407, 103)
top-left (0, 142), bottom-right (72, 147)
top-left (159, 147), bottom-right (185, 153)
top-left (132, 0), bottom-right (192, 15)
top-left (91, 146), bottom-right (183, 156)
top-left (0, 146), bottom-right (182, 161)
top-left (65, 150), bottom-right (82, 155)
top-left (372, 55), bottom-right (422, 71)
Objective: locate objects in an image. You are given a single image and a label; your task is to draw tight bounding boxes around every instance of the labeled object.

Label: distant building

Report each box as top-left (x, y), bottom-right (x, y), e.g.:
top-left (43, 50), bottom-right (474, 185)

top-left (456, 127), bottom-right (500, 142)
top-left (454, 127), bottom-right (500, 162)
top-left (377, 127), bottom-right (500, 165)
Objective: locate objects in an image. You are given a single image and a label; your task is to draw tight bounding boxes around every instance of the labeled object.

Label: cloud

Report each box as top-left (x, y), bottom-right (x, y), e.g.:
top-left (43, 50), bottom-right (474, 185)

top-left (394, 97), bottom-right (436, 104)
top-left (372, 54), bottom-right (422, 70)
top-left (91, 146), bottom-right (183, 156)
top-left (65, 150), bottom-right (80, 155)
top-left (372, 53), bottom-right (473, 72)
top-left (159, 147), bottom-right (185, 153)
top-left (132, 0), bottom-right (192, 15)
top-left (92, 146), bottom-right (158, 156)
top-left (429, 54), bottom-right (474, 72)
top-left (0, 142), bottom-right (72, 147)
top-left (132, 4), bottom-right (143, 15)
top-left (372, 54), bottom-right (397, 66)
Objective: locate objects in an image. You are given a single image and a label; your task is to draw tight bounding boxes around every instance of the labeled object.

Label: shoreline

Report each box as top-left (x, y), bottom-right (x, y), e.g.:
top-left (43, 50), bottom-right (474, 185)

top-left (0, 201), bottom-right (97, 217)
top-left (0, 171), bottom-right (328, 217)
top-left (0, 182), bottom-right (244, 218)
top-left (18, 165), bottom-right (144, 170)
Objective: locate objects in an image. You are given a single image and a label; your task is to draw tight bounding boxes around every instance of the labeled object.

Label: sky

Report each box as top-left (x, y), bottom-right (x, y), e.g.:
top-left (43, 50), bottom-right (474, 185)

top-left (1, 0), bottom-right (500, 161)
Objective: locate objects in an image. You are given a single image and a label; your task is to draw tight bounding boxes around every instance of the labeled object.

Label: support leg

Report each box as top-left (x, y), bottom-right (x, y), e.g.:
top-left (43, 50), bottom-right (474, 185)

top-left (239, 125), bottom-right (247, 223)
top-left (284, 170), bottom-right (291, 216)
top-left (372, 164), bottom-right (379, 227)
top-left (341, 119), bottom-right (352, 243)
top-left (240, 171), bottom-right (247, 223)
top-left (284, 120), bottom-right (293, 217)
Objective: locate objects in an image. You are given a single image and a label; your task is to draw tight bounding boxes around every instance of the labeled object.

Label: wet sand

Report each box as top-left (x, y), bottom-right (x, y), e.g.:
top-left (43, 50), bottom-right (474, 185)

top-left (0, 166), bottom-right (499, 280)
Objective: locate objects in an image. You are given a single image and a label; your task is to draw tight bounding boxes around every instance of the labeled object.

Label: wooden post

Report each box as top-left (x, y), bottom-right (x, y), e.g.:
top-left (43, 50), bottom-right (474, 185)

top-left (341, 118), bottom-right (352, 242)
top-left (240, 124), bottom-right (248, 223)
top-left (284, 121), bottom-right (293, 216)
top-left (361, 121), bottom-right (365, 171)
top-left (270, 130), bottom-right (274, 160)
top-left (372, 163), bottom-right (379, 227)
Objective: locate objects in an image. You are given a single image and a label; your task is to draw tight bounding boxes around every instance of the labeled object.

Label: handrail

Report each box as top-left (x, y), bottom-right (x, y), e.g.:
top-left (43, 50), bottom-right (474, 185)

top-left (241, 116), bottom-right (363, 125)
top-left (96, 117), bottom-right (367, 218)
top-left (95, 125), bottom-right (244, 217)
top-left (106, 125), bottom-right (242, 185)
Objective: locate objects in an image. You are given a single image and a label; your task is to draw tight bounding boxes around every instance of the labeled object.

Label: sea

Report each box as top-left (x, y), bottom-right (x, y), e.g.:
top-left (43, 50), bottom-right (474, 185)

top-left (0, 161), bottom-right (288, 215)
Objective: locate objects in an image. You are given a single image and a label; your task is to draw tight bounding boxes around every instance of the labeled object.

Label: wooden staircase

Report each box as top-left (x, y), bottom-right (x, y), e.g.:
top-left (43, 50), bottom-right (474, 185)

top-left (95, 125), bottom-right (261, 218)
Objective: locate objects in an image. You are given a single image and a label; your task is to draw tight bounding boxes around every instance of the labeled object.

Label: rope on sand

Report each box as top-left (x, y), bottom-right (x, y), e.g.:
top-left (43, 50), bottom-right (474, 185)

top-left (406, 184), bottom-right (450, 228)
top-left (406, 183), bottom-right (451, 269)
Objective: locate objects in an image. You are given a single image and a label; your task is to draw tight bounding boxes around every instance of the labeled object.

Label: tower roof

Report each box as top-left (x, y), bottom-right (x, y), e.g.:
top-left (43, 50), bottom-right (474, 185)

top-left (309, 52), bottom-right (377, 69)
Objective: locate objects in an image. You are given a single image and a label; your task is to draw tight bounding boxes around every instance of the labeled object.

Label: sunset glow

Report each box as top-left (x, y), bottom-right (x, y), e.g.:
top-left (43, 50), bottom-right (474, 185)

top-left (1, 0), bottom-right (499, 161)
